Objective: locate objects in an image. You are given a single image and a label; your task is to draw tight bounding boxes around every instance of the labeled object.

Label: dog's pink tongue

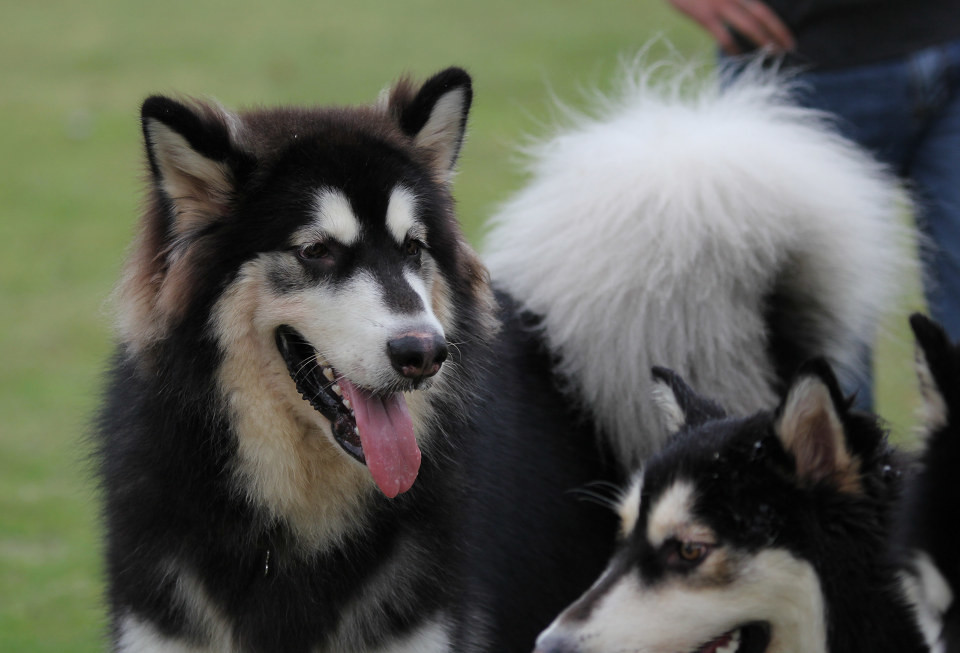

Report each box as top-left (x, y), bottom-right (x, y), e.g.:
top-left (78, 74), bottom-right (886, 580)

top-left (340, 380), bottom-right (420, 498)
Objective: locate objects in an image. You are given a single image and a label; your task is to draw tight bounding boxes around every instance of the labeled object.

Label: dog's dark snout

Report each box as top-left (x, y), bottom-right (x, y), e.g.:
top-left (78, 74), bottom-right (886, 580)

top-left (387, 332), bottom-right (448, 380)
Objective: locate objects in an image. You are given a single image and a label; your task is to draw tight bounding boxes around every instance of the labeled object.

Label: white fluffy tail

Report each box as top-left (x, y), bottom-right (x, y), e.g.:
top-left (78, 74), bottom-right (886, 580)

top-left (484, 60), bottom-right (912, 466)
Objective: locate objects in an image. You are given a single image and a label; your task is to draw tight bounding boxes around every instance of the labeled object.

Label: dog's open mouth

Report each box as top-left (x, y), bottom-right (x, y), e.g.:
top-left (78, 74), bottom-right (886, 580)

top-left (693, 622), bottom-right (770, 653)
top-left (275, 325), bottom-right (421, 498)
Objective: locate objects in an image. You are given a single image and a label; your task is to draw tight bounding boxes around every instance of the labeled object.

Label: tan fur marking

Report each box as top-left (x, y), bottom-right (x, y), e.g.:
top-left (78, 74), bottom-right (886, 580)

top-left (116, 103), bottom-right (241, 355)
top-left (459, 243), bottom-right (499, 339)
top-left (689, 546), bottom-right (740, 589)
top-left (777, 378), bottom-right (861, 493)
top-left (114, 198), bottom-right (170, 352)
top-left (211, 258), bottom-right (377, 551)
top-left (144, 121), bottom-right (234, 239)
top-left (114, 222), bottom-right (215, 356)
top-left (429, 273), bottom-right (456, 333)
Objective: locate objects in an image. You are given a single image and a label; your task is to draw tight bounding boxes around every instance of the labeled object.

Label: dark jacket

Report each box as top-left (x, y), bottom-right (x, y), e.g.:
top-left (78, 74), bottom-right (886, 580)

top-left (742, 0), bottom-right (960, 69)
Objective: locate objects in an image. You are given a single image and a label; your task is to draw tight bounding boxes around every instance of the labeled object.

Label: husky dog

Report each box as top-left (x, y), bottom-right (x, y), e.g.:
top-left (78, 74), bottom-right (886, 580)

top-left (96, 61), bottom-right (908, 652)
top-left (535, 363), bottom-right (927, 653)
top-left (897, 314), bottom-right (960, 653)
top-left (98, 67), bottom-right (618, 653)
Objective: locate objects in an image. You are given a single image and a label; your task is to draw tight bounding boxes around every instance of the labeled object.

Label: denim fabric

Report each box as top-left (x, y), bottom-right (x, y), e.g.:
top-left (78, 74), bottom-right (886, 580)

top-left (788, 40), bottom-right (960, 409)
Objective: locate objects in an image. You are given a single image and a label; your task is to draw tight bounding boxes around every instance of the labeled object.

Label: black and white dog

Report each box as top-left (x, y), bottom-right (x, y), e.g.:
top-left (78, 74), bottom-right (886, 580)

top-left (536, 362), bottom-right (928, 653)
top-left (897, 314), bottom-right (960, 653)
top-left (95, 62), bottom-right (908, 651)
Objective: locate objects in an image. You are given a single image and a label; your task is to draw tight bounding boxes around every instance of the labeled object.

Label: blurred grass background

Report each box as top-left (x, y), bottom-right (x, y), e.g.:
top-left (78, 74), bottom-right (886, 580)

top-left (0, 1), bottom-right (925, 650)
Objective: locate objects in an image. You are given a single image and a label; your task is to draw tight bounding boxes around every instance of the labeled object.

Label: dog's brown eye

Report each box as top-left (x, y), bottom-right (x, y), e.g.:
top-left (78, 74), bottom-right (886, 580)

top-left (404, 238), bottom-right (423, 259)
top-left (298, 242), bottom-right (331, 261)
top-left (678, 541), bottom-right (710, 563)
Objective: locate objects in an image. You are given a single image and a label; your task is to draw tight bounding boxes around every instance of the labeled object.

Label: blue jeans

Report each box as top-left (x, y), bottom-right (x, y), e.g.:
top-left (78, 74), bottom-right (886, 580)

top-left (796, 40), bottom-right (960, 337)
top-left (727, 41), bottom-right (960, 409)
top-left (793, 40), bottom-right (960, 409)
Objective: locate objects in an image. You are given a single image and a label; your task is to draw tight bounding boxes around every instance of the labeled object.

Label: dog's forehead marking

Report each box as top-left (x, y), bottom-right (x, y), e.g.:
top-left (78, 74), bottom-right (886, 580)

top-left (312, 188), bottom-right (361, 245)
top-left (647, 480), bottom-right (696, 547)
top-left (386, 186), bottom-right (421, 244)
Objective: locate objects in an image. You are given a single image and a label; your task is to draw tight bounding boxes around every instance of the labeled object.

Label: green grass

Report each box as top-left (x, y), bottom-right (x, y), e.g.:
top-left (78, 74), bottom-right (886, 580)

top-left (0, 1), bottom-right (925, 650)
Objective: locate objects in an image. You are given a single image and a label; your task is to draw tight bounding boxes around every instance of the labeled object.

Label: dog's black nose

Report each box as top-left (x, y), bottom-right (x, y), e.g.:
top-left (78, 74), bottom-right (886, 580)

top-left (387, 332), bottom-right (448, 381)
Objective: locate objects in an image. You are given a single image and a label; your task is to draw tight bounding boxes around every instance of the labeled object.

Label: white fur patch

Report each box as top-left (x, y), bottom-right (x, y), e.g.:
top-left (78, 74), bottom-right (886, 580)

top-left (172, 566), bottom-right (235, 651)
top-left (646, 480), bottom-right (696, 548)
top-left (652, 379), bottom-right (687, 435)
top-left (484, 59), bottom-right (912, 468)
top-left (386, 186), bottom-right (421, 245)
top-left (366, 619), bottom-right (450, 653)
top-left (617, 472), bottom-right (643, 538)
top-left (117, 615), bottom-right (205, 653)
top-left (538, 548), bottom-right (827, 653)
top-left (312, 188), bottom-right (361, 245)
top-left (116, 566), bottom-right (235, 652)
top-left (901, 551), bottom-right (953, 652)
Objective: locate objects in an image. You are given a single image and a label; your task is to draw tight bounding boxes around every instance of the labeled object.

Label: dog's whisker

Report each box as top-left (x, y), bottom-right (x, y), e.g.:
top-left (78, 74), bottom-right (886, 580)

top-left (566, 487), bottom-right (620, 509)
top-left (293, 356), bottom-right (318, 379)
top-left (582, 480), bottom-right (625, 499)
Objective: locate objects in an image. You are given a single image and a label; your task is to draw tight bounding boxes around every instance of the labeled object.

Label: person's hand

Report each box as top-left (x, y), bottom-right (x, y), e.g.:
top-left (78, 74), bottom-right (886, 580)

top-left (667, 0), bottom-right (795, 55)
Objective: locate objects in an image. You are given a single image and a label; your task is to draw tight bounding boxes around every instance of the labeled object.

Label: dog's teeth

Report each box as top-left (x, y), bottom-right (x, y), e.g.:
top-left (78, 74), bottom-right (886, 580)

top-left (323, 368), bottom-right (335, 382)
top-left (716, 629), bottom-right (741, 653)
top-left (332, 384), bottom-right (342, 396)
top-left (343, 399), bottom-right (352, 410)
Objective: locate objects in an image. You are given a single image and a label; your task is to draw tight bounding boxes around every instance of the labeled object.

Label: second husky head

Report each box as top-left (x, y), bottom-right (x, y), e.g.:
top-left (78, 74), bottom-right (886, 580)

top-left (536, 362), bottom-right (925, 653)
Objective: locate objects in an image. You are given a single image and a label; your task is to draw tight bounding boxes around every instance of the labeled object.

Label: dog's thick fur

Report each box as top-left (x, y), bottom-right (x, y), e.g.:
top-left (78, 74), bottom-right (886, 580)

top-left (485, 64), bottom-right (909, 466)
top-left (97, 62), bottom-right (908, 652)
top-left (536, 363), bottom-right (927, 653)
top-left (897, 314), bottom-right (960, 653)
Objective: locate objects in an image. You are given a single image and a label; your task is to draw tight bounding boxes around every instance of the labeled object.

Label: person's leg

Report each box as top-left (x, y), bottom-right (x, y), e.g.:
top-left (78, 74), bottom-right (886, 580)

top-left (788, 60), bottom-right (915, 410)
top-left (792, 60), bottom-right (915, 168)
top-left (908, 40), bottom-right (960, 341)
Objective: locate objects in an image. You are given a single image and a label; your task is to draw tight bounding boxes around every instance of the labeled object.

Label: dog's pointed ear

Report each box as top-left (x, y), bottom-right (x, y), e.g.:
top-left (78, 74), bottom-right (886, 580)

top-left (775, 358), bottom-right (859, 491)
top-left (386, 67), bottom-right (472, 176)
top-left (651, 367), bottom-right (727, 434)
top-left (910, 313), bottom-right (957, 432)
top-left (141, 96), bottom-right (249, 239)
top-left (118, 97), bottom-right (252, 352)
